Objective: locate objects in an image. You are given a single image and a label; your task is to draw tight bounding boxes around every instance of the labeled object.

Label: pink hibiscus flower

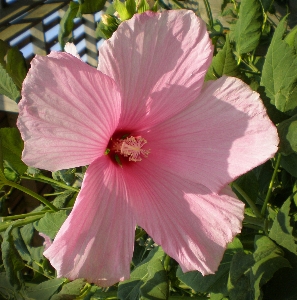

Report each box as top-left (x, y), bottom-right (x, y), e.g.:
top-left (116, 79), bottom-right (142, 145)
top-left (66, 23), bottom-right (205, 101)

top-left (17, 10), bottom-right (278, 287)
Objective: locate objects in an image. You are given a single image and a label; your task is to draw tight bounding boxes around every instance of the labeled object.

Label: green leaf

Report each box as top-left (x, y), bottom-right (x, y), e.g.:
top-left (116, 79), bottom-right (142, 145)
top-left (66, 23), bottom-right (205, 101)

top-left (281, 153), bottom-right (297, 178)
top-left (260, 0), bottom-right (274, 12)
top-left (3, 160), bottom-right (20, 182)
top-left (58, 2), bottom-right (79, 49)
top-left (77, 0), bottom-right (106, 17)
top-left (0, 272), bottom-right (26, 299)
top-left (0, 128), bottom-right (27, 176)
top-left (114, 0), bottom-right (136, 20)
top-left (284, 25), bottom-right (297, 48)
top-left (34, 210), bottom-right (68, 239)
top-left (96, 14), bottom-right (120, 39)
top-left (233, 170), bottom-right (259, 205)
top-left (252, 236), bottom-right (291, 299)
top-left (205, 35), bottom-right (241, 81)
top-left (6, 47), bottom-right (27, 90)
top-left (177, 238), bottom-right (243, 295)
top-left (0, 39), bottom-right (10, 68)
top-left (228, 251), bottom-right (255, 300)
top-left (233, 0), bottom-right (263, 55)
top-left (0, 63), bottom-right (20, 101)
top-left (51, 278), bottom-right (86, 300)
top-left (26, 278), bottom-right (65, 299)
top-left (53, 191), bottom-right (75, 209)
top-left (257, 86), bottom-right (289, 125)
top-left (118, 247), bottom-right (167, 300)
top-left (269, 198), bottom-right (297, 254)
top-left (52, 168), bottom-right (76, 186)
top-left (278, 114), bottom-right (297, 155)
top-left (20, 223), bottom-right (34, 245)
top-left (140, 259), bottom-right (168, 299)
top-left (1, 225), bottom-right (25, 290)
top-left (260, 17), bottom-right (297, 115)
top-left (11, 227), bottom-right (31, 263)
top-left (137, 0), bottom-right (150, 13)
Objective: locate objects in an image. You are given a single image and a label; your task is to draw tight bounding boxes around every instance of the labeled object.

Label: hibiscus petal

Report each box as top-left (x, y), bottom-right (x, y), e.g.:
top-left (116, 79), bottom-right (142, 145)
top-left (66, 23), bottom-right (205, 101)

top-left (98, 10), bottom-right (213, 130)
top-left (17, 52), bottom-right (121, 171)
top-left (124, 160), bottom-right (244, 274)
top-left (44, 157), bottom-right (135, 287)
top-left (143, 76), bottom-right (279, 193)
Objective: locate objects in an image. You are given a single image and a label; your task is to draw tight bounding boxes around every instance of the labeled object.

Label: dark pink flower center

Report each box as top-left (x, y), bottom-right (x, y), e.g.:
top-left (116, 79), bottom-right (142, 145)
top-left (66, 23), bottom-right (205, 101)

top-left (106, 132), bottom-right (150, 166)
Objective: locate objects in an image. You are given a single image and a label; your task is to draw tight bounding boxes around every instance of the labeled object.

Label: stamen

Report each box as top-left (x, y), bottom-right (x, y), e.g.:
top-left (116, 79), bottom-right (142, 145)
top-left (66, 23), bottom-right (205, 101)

top-left (117, 136), bottom-right (150, 162)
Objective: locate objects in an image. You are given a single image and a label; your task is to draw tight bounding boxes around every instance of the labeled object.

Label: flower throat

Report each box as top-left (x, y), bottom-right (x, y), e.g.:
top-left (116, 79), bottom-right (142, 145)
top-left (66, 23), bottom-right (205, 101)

top-left (105, 132), bottom-right (150, 167)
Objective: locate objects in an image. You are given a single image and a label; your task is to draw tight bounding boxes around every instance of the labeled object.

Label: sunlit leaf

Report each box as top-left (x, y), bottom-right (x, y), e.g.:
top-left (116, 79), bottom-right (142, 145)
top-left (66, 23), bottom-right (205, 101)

top-left (261, 17), bottom-right (297, 115)
top-left (233, 0), bottom-right (263, 55)
top-left (34, 210), bottom-right (68, 239)
top-left (58, 2), bottom-right (79, 49)
top-left (269, 198), bottom-right (297, 254)
top-left (278, 114), bottom-right (297, 155)
top-left (26, 278), bottom-right (65, 299)
top-left (5, 47), bottom-right (27, 90)
top-left (51, 278), bottom-right (86, 300)
top-left (0, 63), bottom-right (20, 101)
top-left (77, 0), bottom-right (107, 16)
top-left (205, 35), bottom-right (241, 81)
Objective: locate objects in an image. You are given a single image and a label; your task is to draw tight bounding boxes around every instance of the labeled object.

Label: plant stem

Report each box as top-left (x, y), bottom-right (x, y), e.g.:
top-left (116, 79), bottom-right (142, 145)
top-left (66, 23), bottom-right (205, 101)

top-left (261, 153), bottom-right (282, 216)
top-left (0, 215), bottom-right (44, 232)
top-left (135, 229), bottom-right (146, 240)
top-left (25, 264), bottom-right (54, 280)
top-left (243, 215), bottom-right (265, 228)
top-left (231, 182), bottom-right (263, 219)
top-left (203, 0), bottom-right (214, 28)
top-left (22, 174), bottom-right (79, 192)
top-left (1, 210), bottom-right (52, 221)
top-left (6, 181), bottom-right (59, 212)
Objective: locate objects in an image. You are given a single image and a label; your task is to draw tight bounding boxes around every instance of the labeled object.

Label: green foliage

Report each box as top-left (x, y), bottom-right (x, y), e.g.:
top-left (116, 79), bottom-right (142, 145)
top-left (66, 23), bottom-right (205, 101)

top-left (205, 35), bottom-right (241, 81)
top-left (96, 14), bottom-right (120, 39)
top-left (233, 0), bottom-right (263, 55)
top-left (0, 63), bottom-right (20, 101)
top-left (114, 0), bottom-right (136, 20)
top-left (26, 278), bottom-right (65, 299)
top-left (137, 0), bottom-right (150, 13)
top-left (177, 238), bottom-right (243, 295)
top-left (278, 114), bottom-right (297, 155)
top-left (77, 0), bottom-right (106, 17)
top-left (51, 278), bottom-right (86, 300)
top-left (0, 40), bottom-right (27, 101)
top-left (59, 0), bottom-right (107, 48)
top-left (58, 2), bottom-right (79, 49)
top-left (1, 225), bottom-right (25, 290)
top-left (118, 247), bottom-right (168, 299)
top-left (0, 128), bottom-right (27, 179)
top-left (5, 47), bottom-right (27, 90)
top-left (269, 198), bottom-right (297, 253)
top-left (34, 210), bottom-right (69, 239)
top-left (261, 17), bottom-right (297, 115)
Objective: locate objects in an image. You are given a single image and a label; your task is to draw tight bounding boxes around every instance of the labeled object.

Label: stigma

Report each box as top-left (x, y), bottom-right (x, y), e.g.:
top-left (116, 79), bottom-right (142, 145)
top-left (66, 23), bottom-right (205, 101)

top-left (112, 135), bottom-right (150, 162)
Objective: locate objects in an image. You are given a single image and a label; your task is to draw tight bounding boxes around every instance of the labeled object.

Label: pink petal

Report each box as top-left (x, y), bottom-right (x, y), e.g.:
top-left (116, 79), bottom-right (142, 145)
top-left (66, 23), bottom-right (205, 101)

top-left (98, 10), bottom-right (213, 130)
top-left (44, 157), bottom-right (136, 287)
top-left (17, 52), bottom-right (121, 171)
top-left (142, 76), bottom-right (279, 193)
top-left (39, 233), bottom-right (52, 251)
top-left (124, 160), bottom-right (244, 274)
